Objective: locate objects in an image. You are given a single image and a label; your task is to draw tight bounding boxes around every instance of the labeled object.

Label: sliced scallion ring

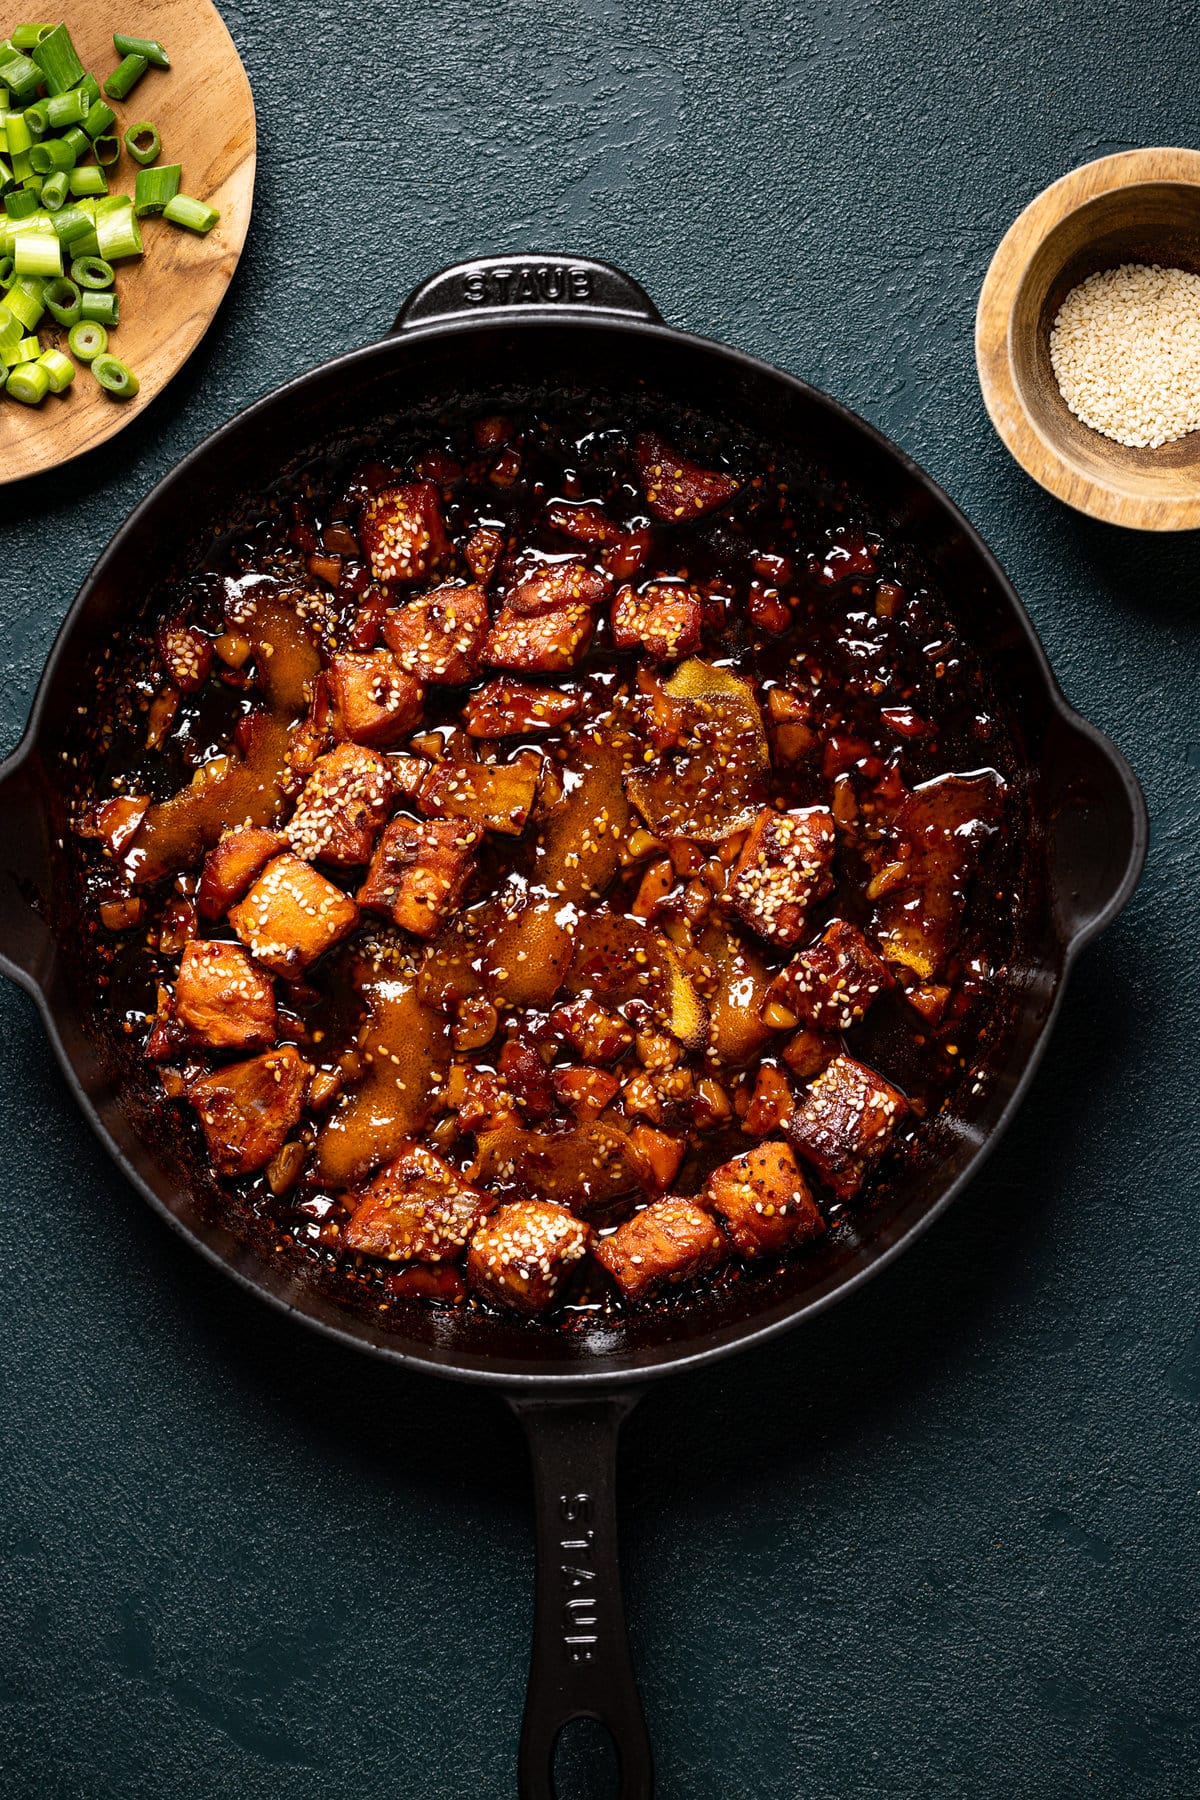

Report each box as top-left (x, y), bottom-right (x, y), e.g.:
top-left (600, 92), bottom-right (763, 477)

top-left (91, 351), bottom-right (139, 398)
top-left (68, 319), bottom-right (107, 361)
top-left (71, 254), bottom-right (114, 290)
top-left (125, 121), bottom-right (160, 166)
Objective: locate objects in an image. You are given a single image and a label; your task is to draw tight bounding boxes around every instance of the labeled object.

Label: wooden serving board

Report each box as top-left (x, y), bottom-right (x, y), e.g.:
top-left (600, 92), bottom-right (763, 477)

top-left (1, 0), bottom-right (255, 482)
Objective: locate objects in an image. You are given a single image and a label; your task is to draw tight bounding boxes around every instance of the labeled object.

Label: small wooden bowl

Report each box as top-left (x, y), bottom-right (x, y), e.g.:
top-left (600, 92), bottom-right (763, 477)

top-left (976, 148), bottom-right (1200, 530)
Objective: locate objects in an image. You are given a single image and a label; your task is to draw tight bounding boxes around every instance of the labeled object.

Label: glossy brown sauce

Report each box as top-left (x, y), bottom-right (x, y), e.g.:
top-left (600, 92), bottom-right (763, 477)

top-left (70, 405), bottom-right (1022, 1328)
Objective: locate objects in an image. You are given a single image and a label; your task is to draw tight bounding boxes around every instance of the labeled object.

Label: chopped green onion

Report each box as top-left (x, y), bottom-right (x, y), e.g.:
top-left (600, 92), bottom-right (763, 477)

top-left (133, 161), bottom-right (179, 216)
top-left (1, 333), bottom-right (42, 367)
top-left (0, 52), bottom-right (43, 102)
top-left (60, 125), bottom-right (90, 162)
top-left (67, 165), bottom-right (107, 196)
top-left (92, 351), bottom-right (138, 398)
top-left (3, 110), bottom-right (32, 157)
top-left (29, 137), bottom-right (76, 174)
top-left (45, 89), bottom-right (87, 128)
top-left (0, 256), bottom-right (14, 287)
top-left (103, 52), bottom-right (147, 102)
top-left (10, 149), bottom-right (34, 182)
top-left (124, 120), bottom-right (160, 165)
top-left (93, 130), bottom-right (120, 165)
top-left (22, 99), bottom-right (49, 138)
top-left (112, 32), bottom-right (170, 69)
top-left (76, 71), bottom-right (100, 108)
top-left (3, 273), bottom-right (45, 328)
top-left (31, 23), bottom-right (85, 96)
top-left (6, 357), bottom-right (49, 402)
top-left (4, 185), bottom-right (38, 219)
top-left (10, 24), bottom-right (54, 52)
top-left (162, 193), bottom-right (220, 235)
top-left (36, 345), bottom-right (73, 391)
top-left (94, 205), bottom-right (141, 261)
top-left (0, 302), bottom-right (20, 347)
top-left (79, 287), bottom-right (117, 325)
top-left (52, 206), bottom-right (96, 253)
top-left (83, 98), bottom-right (115, 138)
top-left (40, 168), bottom-right (67, 210)
top-left (67, 317), bottom-right (106, 360)
top-left (13, 230), bottom-right (60, 277)
top-left (42, 274), bottom-right (80, 324)
top-left (71, 253), bottom-right (113, 289)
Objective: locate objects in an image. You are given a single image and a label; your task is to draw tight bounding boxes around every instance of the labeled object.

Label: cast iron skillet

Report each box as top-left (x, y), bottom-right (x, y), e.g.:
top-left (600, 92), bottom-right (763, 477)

top-left (0, 255), bottom-right (1147, 1798)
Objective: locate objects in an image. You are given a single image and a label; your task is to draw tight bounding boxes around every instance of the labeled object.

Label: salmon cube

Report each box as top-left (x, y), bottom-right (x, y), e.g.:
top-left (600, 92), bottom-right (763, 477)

top-left (780, 1027), bottom-right (839, 1081)
top-left (286, 744), bottom-right (394, 867)
top-left (497, 1038), bottom-right (555, 1119)
top-left (726, 806), bottom-right (835, 948)
top-left (503, 562), bottom-right (610, 616)
top-left (787, 1053), bottom-right (909, 1201)
top-left (767, 919), bottom-right (892, 1030)
top-left (483, 603), bottom-right (594, 673)
top-left (187, 1044), bottom-right (312, 1177)
top-left (552, 1066), bottom-right (622, 1119)
top-left (465, 525), bottom-right (505, 587)
top-left (549, 997), bottom-right (634, 1063)
top-left (382, 584), bottom-right (489, 685)
top-left (81, 793), bottom-right (149, 858)
top-left (326, 649), bottom-right (425, 748)
top-left (593, 1195), bottom-right (727, 1302)
top-left (418, 755), bottom-right (539, 836)
top-left (452, 1065), bottom-right (515, 1134)
top-left (359, 481), bottom-right (452, 585)
top-left (706, 1139), bottom-right (824, 1256)
top-left (462, 679), bottom-right (582, 737)
top-left (466, 1199), bottom-right (591, 1315)
top-left (627, 1124), bottom-right (686, 1191)
top-left (344, 1139), bottom-right (496, 1260)
top-left (741, 1063), bottom-right (795, 1136)
top-left (611, 583), bottom-right (703, 661)
top-left (229, 852), bottom-right (359, 976)
top-left (634, 431), bottom-right (740, 521)
top-left (174, 940), bottom-right (277, 1050)
top-left (385, 751), bottom-right (430, 802)
top-left (157, 618), bottom-right (212, 692)
top-left (198, 826), bottom-right (287, 921)
top-left (357, 816), bottom-right (480, 937)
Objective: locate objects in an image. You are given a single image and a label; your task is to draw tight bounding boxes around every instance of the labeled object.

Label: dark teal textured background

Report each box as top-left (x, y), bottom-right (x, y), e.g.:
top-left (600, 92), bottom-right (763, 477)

top-left (2, 2), bottom-right (1198, 1795)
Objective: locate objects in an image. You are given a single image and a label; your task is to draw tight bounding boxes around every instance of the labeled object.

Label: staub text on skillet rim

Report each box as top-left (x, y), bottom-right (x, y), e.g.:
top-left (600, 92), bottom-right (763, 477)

top-left (0, 255), bottom-right (1147, 1799)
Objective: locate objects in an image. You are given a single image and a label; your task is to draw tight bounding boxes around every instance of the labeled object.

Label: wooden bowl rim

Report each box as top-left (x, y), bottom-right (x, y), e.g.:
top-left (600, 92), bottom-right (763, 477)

top-left (976, 147), bottom-right (1200, 530)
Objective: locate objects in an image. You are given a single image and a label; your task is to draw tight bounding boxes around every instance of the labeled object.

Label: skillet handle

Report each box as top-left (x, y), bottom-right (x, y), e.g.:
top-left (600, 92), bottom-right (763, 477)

top-left (509, 1392), bottom-right (653, 1800)
top-left (1044, 711), bottom-right (1148, 950)
top-left (0, 748), bottom-right (54, 998)
top-left (393, 255), bottom-right (663, 334)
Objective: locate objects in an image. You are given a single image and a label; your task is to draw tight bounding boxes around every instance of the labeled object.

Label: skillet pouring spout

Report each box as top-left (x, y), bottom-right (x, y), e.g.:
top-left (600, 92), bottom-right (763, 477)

top-left (0, 747), bottom-right (55, 998)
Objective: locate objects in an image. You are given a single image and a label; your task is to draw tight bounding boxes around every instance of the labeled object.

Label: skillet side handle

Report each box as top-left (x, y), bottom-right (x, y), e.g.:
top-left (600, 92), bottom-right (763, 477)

top-left (1044, 711), bottom-right (1148, 951)
top-left (0, 749), bottom-right (55, 997)
top-left (392, 255), bottom-right (663, 335)
top-left (509, 1392), bottom-right (653, 1800)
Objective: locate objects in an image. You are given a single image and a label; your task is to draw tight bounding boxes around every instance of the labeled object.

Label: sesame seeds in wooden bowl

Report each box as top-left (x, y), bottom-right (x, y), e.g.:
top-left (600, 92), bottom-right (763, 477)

top-left (976, 148), bottom-right (1200, 529)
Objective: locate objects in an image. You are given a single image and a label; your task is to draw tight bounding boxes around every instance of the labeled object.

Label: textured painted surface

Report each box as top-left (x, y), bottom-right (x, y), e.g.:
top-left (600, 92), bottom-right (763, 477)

top-left (1, 1), bottom-right (1198, 1795)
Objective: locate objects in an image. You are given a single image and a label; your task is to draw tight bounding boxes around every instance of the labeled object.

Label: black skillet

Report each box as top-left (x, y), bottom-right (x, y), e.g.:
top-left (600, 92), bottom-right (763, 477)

top-left (0, 255), bottom-right (1147, 1798)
